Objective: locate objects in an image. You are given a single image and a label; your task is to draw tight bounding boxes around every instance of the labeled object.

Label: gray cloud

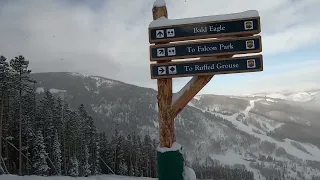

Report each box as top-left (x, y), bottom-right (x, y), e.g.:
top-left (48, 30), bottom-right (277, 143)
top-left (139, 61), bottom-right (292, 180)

top-left (0, 0), bottom-right (319, 94)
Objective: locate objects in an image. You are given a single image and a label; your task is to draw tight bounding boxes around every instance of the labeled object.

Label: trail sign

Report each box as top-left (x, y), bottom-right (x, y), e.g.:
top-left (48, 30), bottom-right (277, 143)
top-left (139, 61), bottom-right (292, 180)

top-left (150, 35), bottom-right (261, 61)
top-left (150, 55), bottom-right (263, 79)
top-left (149, 11), bottom-right (260, 43)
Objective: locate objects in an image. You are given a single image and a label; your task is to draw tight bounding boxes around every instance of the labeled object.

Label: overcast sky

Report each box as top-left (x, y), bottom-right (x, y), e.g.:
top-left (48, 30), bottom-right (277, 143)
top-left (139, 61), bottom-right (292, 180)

top-left (0, 0), bottom-right (320, 95)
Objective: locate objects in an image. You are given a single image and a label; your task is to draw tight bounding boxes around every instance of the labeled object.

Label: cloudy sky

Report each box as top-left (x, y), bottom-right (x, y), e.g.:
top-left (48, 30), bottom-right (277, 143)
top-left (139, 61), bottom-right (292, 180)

top-left (0, 0), bottom-right (319, 95)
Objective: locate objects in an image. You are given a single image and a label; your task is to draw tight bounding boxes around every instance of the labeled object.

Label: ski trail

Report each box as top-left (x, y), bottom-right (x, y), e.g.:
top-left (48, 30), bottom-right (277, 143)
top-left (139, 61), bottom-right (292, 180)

top-left (243, 100), bottom-right (255, 118)
top-left (243, 98), bottom-right (262, 118)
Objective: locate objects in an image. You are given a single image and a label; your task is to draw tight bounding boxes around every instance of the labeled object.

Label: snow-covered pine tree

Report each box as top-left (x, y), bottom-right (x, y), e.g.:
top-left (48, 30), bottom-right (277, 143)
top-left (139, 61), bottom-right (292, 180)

top-left (117, 134), bottom-right (125, 175)
top-left (82, 144), bottom-right (91, 177)
top-left (10, 55), bottom-right (33, 175)
top-left (93, 129), bottom-right (101, 175)
top-left (53, 96), bottom-right (63, 144)
top-left (69, 155), bottom-right (79, 177)
top-left (151, 138), bottom-right (158, 177)
top-left (109, 124), bottom-right (119, 173)
top-left (132, 131), bottom-right (140, 177)
top-left (136, 134), bottom-right (143, 177)
top-left (99, 132), bottom-right (110, 174)
top-left (52, 130), bottom-right (62, 175)
top-left (125, 133), bottom-right (133, 176)
top-left (143, 134), bottom-right (152, 177)
top-left (0, 55), bottom-right (10, 174)
top-left (32, 130), bottom-right (50, 176)
top-left (119, 161), bottom-right (128, 176)
top-left (60, 100), bottom-right (69, 175)
top-left (37, 90), bottom-right (56, 165)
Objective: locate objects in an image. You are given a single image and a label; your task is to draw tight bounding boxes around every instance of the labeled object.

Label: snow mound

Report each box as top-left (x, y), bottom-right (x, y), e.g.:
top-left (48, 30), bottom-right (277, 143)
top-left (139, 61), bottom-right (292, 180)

top-left (149, 10), bottom-right (259, 28)
top-left (157, 142), bottom-right (182, 153)
top-left (183, 166), bottom-right (197, 180)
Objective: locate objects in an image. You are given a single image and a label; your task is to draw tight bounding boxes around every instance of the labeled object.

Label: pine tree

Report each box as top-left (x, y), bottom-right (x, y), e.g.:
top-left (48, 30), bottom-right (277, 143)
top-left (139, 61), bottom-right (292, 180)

top-left (117, 134), bottom-right (125, 175)
top-left (10, 55), bottom-right (32, 175)
top-left (69, 155), bottom-right (79, 177)
top-left (38, 91), bottom-right (55, 156)
top-left (32, 130), bottom-right (50, 176)
top-left (119, 161), bottom-right (128, 175)
top-left (109, 124), bottom-right (119, 173)
top-left (82, 145), bottom-right (91, 177)
top-left (93, 130), bottom-right (101, 175)
top-left (132, 132), bottom-right (140, 177)
top-left (52, 131), bottom-right (62, 175)
top-left (0, 55), bottom-right (10, 174)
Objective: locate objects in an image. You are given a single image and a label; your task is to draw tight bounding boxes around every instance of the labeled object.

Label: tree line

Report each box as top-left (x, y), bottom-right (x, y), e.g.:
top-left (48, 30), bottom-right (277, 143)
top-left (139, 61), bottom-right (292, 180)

top-left (0, 55), bottom-right (160, 177)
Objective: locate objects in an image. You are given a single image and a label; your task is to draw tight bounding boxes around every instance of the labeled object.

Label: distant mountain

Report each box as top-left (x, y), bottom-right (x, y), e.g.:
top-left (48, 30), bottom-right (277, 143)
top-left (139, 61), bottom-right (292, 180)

top-left (248, 89), bottom-right (320, 111)
top-left (30, 72), bottom-right (320, 180)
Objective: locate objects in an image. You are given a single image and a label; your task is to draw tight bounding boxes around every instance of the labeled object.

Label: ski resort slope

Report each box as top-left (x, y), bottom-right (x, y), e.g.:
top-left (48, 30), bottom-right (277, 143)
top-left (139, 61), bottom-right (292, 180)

top-left (1, 175), bottom-right (156, 180)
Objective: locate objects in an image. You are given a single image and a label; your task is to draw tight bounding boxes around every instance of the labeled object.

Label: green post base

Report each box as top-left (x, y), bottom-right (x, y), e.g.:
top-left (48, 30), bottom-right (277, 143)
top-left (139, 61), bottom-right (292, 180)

top-left (157, 147), bottom-right (184, 180)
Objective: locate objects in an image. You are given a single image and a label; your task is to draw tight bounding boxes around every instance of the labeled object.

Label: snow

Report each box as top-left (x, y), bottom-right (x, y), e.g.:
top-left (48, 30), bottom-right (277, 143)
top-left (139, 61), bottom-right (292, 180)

top-left (266, 93), bottom-right (286, 100)
top-left (149, 10), bottom-right (259, 28)
top-left (36, 87), bottom-right (44, 94)
top-left (183, 166), bottom-right (197, 180)
top-left (69, 72), bottom-right (89, 77)
top-left (91, 76), bottom-right (117, 88)
top-left (210, 150), bottom-right (263, 179)
top-left (0, 175), bottom-right (156, 180)
top-left (249, 89), bottom-right (320, 102)
top-left (266, 98), bottom-right (277, 102)
top-left (157, 142), bottom-right (182, 153)
top-left (153, 0), bottom-right (166, 8)
top-left (193, 95), bottom-right (201, 101)
top-left (49, 88), bottom-right (67, 94)
top-left (172, 76), bottom-right (198, 105)
top-left (287, 91), bottom-right (314, 102)
top-left (191, 98), bottom-right (320, 162)
top-left (243, 99), bottom-right (256, 118)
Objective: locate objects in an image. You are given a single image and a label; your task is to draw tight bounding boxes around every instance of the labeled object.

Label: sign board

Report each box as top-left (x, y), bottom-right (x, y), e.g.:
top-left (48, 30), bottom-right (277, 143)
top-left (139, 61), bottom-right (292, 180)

top-left (149, 17), bottom-right (261, 43)
top-left (150, 55), bottom-right (263, 79)
top-left (150, 36), bottom-right (261, 61)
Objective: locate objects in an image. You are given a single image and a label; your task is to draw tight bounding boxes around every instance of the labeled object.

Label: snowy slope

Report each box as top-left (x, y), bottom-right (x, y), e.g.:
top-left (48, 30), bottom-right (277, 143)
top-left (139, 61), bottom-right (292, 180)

top-left (0, 175), bottom-right (155, 180)
top-left (190, 95), bottom-right (320, 180)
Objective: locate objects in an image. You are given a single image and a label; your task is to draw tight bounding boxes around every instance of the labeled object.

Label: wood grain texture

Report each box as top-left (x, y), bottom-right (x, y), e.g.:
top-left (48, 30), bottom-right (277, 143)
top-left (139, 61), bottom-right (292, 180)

top-left (153, 4), bottom-right (175, 148)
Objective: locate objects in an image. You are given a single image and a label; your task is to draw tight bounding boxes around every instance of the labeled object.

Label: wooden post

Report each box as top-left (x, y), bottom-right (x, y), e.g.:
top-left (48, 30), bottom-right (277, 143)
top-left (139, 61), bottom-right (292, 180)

top-left (152, 3), bottom-right (175, 149)
top-left (153, 3), bottom-right (183, 180)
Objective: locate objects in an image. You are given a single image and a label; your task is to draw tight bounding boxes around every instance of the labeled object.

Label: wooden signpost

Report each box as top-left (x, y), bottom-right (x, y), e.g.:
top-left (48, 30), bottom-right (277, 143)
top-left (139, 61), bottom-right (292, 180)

top-left (149, 10), bottom-right (261, 43)
top-left (150, 1), bottom-right (263, 180)
top-left (150, 36), bottom-right (262, 61)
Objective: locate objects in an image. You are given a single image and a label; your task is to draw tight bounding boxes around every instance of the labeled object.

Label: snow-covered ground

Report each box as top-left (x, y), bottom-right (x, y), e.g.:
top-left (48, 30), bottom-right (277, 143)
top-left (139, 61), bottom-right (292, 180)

top-left (0, 175), bottom-right (156, 180)
top-left (189, 97), bottom-right (320, 179)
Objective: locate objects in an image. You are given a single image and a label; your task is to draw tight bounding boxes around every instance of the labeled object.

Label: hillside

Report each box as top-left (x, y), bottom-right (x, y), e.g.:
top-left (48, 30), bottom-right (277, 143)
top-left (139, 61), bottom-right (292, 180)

top-left (30, 72), bottom-right (320, 180)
